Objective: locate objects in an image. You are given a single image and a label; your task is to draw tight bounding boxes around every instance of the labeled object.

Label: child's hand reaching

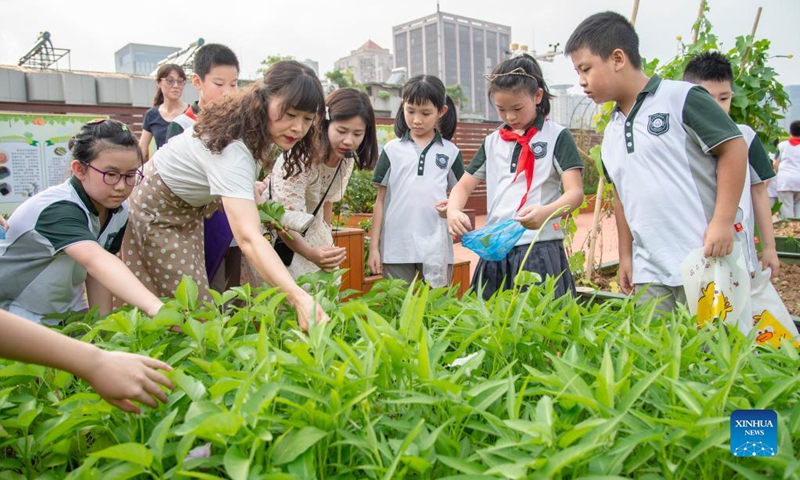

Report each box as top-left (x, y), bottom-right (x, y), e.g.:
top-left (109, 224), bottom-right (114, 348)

top-left (514, 204), bottom-right (549, 230)
top-left (447, 209), bottom-right (472, 236)
top-left (83, 350), bottom-right (173, 414)
top-left (703, 219), bottom-right (734, 257)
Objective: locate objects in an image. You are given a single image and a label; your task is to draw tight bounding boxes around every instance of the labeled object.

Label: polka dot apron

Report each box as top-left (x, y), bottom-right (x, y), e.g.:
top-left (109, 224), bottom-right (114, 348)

top-left (123, 161), bottom-right (220, 302)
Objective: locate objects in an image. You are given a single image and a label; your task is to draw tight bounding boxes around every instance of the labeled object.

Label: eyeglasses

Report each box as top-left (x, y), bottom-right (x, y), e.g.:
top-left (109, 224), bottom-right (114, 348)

top-left (160, 78), bottom-right (187, 87)
top-left (84, 163), bottom-right (144, 187)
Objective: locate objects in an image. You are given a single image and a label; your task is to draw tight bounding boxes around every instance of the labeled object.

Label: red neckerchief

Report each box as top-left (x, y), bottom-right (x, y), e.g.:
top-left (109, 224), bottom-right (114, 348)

top-left (184, 104), bottom-right (197, 121)
top-left (499, 125), bottom-right (539, 211)
top-left (789, 137), bottom-right (800, 146)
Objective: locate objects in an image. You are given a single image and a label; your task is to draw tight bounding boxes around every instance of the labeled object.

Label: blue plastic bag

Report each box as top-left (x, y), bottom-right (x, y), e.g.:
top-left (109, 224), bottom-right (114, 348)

top-left (461, 218), bottom-right (526, 262)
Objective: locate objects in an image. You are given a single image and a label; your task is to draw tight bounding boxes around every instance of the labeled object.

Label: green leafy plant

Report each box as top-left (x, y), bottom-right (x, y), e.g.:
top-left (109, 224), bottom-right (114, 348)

top-left (1, 275), bottom-right (799, 479)
top-left (258, 200), bottom-right (293, 240)
top-left (334, 169), bottom-right (377, 215)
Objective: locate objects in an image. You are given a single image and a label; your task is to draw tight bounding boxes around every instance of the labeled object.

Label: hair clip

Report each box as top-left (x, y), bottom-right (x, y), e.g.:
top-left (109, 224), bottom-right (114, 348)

top-left (121, 124), bottom-right (128, 132)
top-left (483, 67), bottom-right (538, 83)
top-left (325, 105), bottom-right (331, 121)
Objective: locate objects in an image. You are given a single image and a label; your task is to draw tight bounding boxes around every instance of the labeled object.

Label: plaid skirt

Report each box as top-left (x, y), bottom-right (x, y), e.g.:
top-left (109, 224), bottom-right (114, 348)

top-left (471, 239), bottom-right (576, 300)
top-left (122, 161), bottom-right (219, 302)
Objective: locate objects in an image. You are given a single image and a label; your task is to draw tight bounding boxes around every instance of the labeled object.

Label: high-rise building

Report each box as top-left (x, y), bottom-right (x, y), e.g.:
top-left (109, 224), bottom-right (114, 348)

top-left (781, 84), bottom-right (800, 132)
top-left (393, 10), bottom-right (511, 120)
top-left (115, 43), bottom-right (180, 76)
top-left (334, 40), bottom-right (393, 84)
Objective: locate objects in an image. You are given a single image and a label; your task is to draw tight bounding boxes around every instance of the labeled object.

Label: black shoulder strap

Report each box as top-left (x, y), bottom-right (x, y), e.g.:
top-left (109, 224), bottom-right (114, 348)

top-left (268, 161), bottom-right (342, 237)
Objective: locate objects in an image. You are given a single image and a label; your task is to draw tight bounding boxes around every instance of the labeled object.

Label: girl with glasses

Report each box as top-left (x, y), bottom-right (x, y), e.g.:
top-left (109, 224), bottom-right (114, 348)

top-left (139, 64), bottom-right (188, 162)
top-left (0, 119), bottom-right (165, 323)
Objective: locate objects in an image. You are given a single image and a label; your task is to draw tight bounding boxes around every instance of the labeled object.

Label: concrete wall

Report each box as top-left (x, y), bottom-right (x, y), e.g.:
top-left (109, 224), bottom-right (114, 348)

top-left (0, 66), bottom-right (198, 107)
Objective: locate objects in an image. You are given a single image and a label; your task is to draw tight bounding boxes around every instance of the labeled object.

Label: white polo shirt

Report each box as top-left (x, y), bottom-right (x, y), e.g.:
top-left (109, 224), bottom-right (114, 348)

top-left (602, 75), bottom-right (744, 286)
top-left (737, 125), bottom-right (775, 273)
top-left (372, 130), bottom-right (464, 263)
top-left (776, 139), bottom-right (800, 192)
top-left (466, 115), bottom-right (583, 245)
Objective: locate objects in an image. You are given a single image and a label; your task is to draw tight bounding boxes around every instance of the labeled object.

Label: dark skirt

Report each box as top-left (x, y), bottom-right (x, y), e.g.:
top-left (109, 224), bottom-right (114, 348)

top-left (471, 239), bottom-right (576, 300)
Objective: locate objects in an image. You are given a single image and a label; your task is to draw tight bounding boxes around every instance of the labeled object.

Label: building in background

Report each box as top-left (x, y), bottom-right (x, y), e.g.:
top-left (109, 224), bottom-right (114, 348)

top-left (301, 58), bottom-right (320, 77)
top-left (780, 84), bottom-right (800, 133)
top-left (115, 43), bottom-right (180, 76)
top-left (334, 40), bottom-right (393, 84)
top-left (549, 84), bottom-right (599, 131)
top-left (393, 9), bottom-right (510, 120)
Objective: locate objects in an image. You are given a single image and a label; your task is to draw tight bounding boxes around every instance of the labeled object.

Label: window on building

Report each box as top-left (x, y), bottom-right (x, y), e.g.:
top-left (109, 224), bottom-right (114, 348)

top-left (425, 23), bottom-right (438, 75)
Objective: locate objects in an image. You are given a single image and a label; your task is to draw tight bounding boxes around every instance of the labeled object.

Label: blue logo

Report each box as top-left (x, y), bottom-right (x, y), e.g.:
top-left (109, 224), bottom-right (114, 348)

top-left (435, 153), bottom-right (449, 169)
top-left (730, 409), bottom-right (777, 457)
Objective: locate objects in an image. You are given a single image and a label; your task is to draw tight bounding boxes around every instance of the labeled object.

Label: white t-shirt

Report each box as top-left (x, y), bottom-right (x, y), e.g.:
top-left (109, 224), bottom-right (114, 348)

top-left (776, 140), bottom-right (800, 192)
top-left (153, 126), bottom-right (259, 207)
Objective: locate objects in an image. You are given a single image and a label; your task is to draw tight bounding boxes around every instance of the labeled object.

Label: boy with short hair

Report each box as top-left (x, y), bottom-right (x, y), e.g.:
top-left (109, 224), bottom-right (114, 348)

top-left (776, 121), bottom-right (800, 219)
top-left (683, 51), bottom-right (779, 276)
top-left (165, 43), bottom-right (240, 292)
top-left (566, 11), bottom-right (748, 312)
top-left (166, 43), bottom-right (240, 140)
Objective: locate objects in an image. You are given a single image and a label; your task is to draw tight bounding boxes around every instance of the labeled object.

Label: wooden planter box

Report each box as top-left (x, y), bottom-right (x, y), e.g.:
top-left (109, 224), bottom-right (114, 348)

top-left (341, 213), bottom-right (373, 229)
top-left (332, 227), bottom-right (365, 293)
top-left (362, 258), bottom-right (472, 298)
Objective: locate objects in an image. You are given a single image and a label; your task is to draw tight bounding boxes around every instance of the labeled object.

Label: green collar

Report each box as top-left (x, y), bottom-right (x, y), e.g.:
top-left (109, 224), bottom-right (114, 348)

top-left (401, 128), bottom-right (444, 145)
top-left (69, 176), bottom-right (123, 216)
top-left (640, 74), bottom-right (662, 95)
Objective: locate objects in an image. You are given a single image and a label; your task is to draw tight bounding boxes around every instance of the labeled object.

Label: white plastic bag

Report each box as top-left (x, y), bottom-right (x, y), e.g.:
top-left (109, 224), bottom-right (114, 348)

top-left (747, 268), bottom-right (799, 348)
top-left (680, 244), bottom-right (750, 329)
top-left (414, 219), bottom-right (450, 288)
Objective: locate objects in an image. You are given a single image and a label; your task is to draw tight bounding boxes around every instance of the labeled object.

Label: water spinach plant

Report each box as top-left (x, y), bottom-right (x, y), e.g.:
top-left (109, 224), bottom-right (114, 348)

top-left (0, 274), bottom-right (798, 479)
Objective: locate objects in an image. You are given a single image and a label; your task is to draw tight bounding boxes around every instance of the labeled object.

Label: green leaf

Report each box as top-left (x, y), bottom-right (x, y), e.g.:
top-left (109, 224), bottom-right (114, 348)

top-left (191, 412), bottom-right (243, 442)
top-left (148, 409), bottom-right (179, 460)
top-left (171, 369), bottom-right (207, 401)
top-left (272, 427), bottom-right (328, 466)
top-left (223, 445), bottom-right (250, 480)
top-left (90, 443), bottom-right (154, 467)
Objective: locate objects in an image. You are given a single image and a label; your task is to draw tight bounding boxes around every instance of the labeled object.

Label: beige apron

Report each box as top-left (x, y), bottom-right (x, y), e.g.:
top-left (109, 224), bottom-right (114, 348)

top-left (122, 161), bottom-right (219, 302)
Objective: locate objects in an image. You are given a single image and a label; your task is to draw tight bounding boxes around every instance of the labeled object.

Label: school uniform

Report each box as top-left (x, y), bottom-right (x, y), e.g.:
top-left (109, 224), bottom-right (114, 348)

top-left (776, 138), bottom-right (800, 218)
top-left (372, 130), bottom-right (464, 284)
top-left (737, 125), bottom-right (775, 274)
top-left (601, 75), bottom-right (743, 307)
top-left (0, 177), bottom-right (128, 322)
top-left (466, 114), bottom-right (582, 299)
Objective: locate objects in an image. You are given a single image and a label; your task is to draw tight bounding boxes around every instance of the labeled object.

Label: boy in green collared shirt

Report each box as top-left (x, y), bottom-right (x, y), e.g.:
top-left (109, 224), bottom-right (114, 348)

top-left (565, 11), bottom-right (748, 312)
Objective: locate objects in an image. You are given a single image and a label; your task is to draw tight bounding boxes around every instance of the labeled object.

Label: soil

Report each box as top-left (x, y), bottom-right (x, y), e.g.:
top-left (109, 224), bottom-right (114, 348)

top-left (585, 261), bottom-right (800, 317)
top-left (774, 220), bottom-right (800, 238)
top-left (771, 262), bottom-right (800, 317)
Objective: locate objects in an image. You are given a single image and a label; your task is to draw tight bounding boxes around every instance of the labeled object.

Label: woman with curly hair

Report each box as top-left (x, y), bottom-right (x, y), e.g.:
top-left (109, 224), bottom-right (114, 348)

top-left (123, 60), bottom-right (328, 329)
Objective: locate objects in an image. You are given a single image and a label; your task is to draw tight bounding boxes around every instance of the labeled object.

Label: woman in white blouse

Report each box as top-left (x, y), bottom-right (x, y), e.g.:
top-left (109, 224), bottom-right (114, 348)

top-left (269, 88), bottom-right (378, 279)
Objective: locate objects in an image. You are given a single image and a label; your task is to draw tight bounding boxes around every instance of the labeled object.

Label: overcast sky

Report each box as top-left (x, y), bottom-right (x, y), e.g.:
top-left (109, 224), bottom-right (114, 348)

top-left (1, 0), bottom-right (798, 92)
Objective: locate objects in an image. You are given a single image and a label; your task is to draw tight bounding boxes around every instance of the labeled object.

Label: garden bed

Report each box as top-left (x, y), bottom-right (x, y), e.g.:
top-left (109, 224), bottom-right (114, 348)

top-left (774, 219), bottom-right (800, 238)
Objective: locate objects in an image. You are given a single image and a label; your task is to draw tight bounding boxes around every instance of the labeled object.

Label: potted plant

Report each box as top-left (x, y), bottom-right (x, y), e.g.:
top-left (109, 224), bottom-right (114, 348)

top-left (334, 169), bottom-right (376, 228)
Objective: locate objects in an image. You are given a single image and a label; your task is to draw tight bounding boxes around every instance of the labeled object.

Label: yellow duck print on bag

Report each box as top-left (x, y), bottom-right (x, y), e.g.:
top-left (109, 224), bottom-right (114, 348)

top-left (696, 281), bottom-right (733, 327)
top-left (753, 310), bottom-right (800, 348)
